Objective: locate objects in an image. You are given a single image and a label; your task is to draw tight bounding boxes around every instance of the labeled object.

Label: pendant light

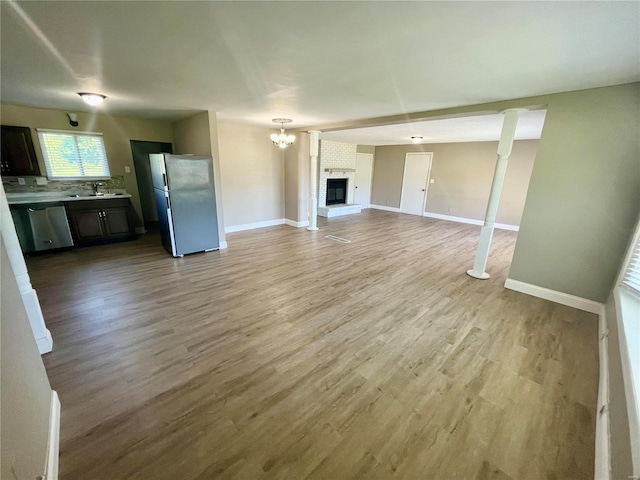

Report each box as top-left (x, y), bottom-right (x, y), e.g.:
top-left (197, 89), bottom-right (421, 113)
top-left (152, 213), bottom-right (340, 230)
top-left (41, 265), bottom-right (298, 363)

top-left (270, 118), bottom-right (296, 149)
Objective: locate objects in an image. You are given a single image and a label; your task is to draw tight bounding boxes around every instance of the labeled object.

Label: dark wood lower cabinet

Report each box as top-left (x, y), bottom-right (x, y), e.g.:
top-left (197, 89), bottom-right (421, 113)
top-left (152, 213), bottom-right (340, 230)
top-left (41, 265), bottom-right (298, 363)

top-left (65, 199), bottom-right (136, 246)
top-left (102, 206), bottom-right (133, 237)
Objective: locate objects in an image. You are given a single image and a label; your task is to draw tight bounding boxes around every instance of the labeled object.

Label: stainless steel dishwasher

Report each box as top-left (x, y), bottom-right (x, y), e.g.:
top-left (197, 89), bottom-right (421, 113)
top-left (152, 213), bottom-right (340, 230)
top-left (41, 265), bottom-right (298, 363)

top-left (10, 202), bottom-right (74, 252)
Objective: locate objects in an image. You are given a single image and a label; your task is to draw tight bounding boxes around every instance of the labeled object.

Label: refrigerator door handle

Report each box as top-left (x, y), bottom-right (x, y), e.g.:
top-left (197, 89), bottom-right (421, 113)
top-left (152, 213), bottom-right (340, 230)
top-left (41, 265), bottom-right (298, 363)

top-left (166, 195), bottom-right (171, 211)
top-left (162, 173), bottom-right (167, 188)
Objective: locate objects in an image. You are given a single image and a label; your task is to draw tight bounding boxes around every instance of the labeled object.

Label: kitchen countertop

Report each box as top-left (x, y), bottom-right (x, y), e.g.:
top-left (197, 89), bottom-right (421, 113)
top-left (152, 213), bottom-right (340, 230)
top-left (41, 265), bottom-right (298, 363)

top-left (7, 192), bottom-right (132, 205)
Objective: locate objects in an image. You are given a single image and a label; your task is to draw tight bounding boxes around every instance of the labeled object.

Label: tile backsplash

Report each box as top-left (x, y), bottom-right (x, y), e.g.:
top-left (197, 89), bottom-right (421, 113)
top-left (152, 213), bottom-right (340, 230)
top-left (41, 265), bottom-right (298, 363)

top-left (2, 175), bottom-right (126, 193)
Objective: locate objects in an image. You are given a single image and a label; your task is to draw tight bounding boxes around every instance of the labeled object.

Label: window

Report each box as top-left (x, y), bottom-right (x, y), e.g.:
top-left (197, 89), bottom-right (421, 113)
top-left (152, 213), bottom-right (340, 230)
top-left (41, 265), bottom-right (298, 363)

top-left (622, 231), bottom-right (640, 296)
top-left (37, 129), bottom-right (110, 180)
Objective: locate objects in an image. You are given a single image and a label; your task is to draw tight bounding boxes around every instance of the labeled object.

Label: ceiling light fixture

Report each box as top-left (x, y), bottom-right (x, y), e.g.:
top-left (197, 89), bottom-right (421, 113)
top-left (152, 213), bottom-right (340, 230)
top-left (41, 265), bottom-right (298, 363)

top-left (78, 92), bottom-right (106, 106)
top-left (411, 136), bottom-right (423, 144)
top-left (270, 118), bottom-right (295, 149)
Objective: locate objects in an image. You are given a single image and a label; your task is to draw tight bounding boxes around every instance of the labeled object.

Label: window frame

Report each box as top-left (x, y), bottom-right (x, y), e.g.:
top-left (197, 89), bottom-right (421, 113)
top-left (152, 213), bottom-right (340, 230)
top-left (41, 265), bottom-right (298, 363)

top-left (37, 129), bottom-right (111, 181)
top-left (614, 215), bottom-right (640, 473)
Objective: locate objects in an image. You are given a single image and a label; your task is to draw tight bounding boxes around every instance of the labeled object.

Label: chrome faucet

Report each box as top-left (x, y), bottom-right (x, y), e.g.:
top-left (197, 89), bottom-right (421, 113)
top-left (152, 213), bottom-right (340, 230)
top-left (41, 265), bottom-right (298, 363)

top-left (92, 182), bottom-right (104, 194)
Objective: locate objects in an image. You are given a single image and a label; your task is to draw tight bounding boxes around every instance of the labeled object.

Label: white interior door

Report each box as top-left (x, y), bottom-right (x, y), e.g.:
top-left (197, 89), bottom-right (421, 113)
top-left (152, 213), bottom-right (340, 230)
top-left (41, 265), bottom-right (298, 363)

top-left (400, 152), bottom-right (433, 216)
top-left (354, 153), bottom-right (373, 207)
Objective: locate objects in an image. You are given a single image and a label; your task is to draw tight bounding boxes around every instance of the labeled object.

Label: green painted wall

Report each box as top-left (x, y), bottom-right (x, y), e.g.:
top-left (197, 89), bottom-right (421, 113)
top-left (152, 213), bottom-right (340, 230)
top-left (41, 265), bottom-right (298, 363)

top-left (509, 83), bottom-right (640, 302)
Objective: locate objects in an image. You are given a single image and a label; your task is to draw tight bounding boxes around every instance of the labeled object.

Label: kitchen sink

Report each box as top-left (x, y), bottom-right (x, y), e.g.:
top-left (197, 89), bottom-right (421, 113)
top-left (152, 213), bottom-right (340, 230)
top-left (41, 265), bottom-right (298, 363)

top-left (67, 193), bottom-right (123, 198)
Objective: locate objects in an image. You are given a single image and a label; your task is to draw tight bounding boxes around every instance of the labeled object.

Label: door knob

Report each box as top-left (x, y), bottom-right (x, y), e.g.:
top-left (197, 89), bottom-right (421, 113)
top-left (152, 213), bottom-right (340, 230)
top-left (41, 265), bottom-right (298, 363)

top-left (355, 186), bottom-right (358, 188)
top-left (421, 189), bottom-right (425, 191)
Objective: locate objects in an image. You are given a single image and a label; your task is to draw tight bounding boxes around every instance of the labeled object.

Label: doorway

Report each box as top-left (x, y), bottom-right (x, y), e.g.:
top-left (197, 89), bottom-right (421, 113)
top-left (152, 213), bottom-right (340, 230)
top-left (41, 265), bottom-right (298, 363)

top-left (130, 140), bottom-right (173, 227)
top-left (400, 152), bottom-right (432, 216)
top-left (354, 152), bottom-right (373, 208)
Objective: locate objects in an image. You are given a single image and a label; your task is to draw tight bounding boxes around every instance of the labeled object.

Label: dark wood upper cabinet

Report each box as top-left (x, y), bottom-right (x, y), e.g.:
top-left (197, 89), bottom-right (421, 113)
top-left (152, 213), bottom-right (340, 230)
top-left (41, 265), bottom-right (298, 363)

top-left (1, 125), bottom-right (41, 176)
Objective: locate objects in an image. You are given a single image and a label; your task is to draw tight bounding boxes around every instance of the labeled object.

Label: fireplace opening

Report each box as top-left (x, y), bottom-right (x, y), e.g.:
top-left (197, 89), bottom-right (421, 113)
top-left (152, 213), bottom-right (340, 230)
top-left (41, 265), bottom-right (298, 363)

top-left (326, 178), bottom-right (347, 205)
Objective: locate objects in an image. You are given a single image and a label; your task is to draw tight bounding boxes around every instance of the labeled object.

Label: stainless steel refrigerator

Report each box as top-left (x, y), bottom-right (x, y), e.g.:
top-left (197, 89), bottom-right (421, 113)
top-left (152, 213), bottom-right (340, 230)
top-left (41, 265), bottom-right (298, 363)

top-left (149, 153), bottom-right (219, 257)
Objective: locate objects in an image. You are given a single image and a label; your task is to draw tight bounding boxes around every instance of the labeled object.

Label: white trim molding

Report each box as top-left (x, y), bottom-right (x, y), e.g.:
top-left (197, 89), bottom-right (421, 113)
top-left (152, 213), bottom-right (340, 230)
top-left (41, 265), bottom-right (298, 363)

top-left (1, 184), bottom-right (53, 354)
top-left (218, 241), bottom-right (228, 249)
top-left (370, 204), bottom-right (401, 213)
top-left (285, 218), bottom-right (310, 228)
top-left (614, 288), bottom-right (640, 475)
top-left (423, 212), bottom-right (520, 232)
top-left (45, 390), bottom-right (61, 480)
top-left (595, 307), bottom-right (611, 480)
top-left (224, 218), bottom-right (285, 233)
top-left (504, 278), bottom-right (604, 314)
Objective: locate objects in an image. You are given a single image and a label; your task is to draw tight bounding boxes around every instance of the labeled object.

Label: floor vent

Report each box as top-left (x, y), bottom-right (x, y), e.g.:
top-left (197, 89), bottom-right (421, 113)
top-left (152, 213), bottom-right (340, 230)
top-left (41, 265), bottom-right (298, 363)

top-left (324, 235), bottom-right (351, 244)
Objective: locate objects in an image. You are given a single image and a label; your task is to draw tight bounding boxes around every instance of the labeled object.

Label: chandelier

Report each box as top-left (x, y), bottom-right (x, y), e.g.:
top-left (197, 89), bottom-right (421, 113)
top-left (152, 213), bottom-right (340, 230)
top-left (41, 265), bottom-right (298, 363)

top-left (270, 118), bottom-right (296, 149)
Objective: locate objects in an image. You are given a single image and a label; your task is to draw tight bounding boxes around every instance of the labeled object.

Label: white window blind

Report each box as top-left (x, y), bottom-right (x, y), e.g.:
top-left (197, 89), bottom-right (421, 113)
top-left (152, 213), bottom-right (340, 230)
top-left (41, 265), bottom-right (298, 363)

top-left (37, 129), bottom-right (110, 180)
top-left (622, 234), bottom-right (640, 294)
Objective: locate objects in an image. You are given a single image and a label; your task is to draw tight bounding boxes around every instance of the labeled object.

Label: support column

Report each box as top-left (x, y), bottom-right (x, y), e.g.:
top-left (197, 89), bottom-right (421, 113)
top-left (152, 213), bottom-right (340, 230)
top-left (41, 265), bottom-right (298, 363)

top-left (307, 130), bottom-right (320, 231)
top-left (467, 109), bottom-right (524, 279)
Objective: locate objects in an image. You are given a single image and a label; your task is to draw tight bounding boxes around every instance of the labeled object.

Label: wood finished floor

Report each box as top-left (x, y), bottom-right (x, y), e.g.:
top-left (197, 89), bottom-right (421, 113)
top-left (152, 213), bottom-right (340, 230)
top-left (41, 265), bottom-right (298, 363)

top-left (27, 209), bottom-right (598, 480)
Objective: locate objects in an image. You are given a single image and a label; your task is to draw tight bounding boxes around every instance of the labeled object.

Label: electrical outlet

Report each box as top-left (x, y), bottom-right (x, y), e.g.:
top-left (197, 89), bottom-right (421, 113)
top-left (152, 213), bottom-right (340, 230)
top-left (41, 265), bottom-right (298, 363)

top-left (430, 178), bottom-right (435, 183)
top-left (18, 177), bottom-right (26, 185)
top-left (124, 166), bottom-right (131, 173)
top-left (448, 207), bottom-right (452, 212)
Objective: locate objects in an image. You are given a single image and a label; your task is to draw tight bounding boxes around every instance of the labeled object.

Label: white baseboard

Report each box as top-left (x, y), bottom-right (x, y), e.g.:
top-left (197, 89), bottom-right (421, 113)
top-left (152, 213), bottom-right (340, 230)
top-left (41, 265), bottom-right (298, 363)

top-left (21, 288), bottom-right (53, 354)
top-left (284, 218), bottom-right (310, 228)
top-left (45, 390), bottom-right (61, 480)
top-left (504, 278), bottom-right (604, 314)
top-left (37, 329), bottom-right (53, 355)
top-left (370, 204), bottom-right (401, 213)
top-left (423, 212), bottom-right (520, 232)
top-left (224, 218), bottom-right (285, 233)
top-left (218, 241), bottom-right (228, 249)
top-left (595, 305), bottom-right (611, 480)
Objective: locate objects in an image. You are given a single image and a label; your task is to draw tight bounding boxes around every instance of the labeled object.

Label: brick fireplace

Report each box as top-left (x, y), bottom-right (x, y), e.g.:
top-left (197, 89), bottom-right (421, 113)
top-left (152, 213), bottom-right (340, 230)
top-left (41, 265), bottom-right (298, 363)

top-left (317, 139), bottom-right (362, 218)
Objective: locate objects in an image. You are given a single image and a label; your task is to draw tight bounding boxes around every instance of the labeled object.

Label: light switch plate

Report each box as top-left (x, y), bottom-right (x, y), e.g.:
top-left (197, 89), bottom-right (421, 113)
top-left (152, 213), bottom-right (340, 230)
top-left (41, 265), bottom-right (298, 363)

top-left (430, 179), bottom-right (435, 183)
top-left (17, 177), bottom-right (26, 185)
top-left (125, 166), bottom-right (131, 173)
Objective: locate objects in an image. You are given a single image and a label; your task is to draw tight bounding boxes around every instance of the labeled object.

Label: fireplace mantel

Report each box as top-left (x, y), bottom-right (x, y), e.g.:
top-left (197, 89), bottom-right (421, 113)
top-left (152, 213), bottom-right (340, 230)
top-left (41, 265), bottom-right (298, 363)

top-left (324, 168), bottom-right (355, 174)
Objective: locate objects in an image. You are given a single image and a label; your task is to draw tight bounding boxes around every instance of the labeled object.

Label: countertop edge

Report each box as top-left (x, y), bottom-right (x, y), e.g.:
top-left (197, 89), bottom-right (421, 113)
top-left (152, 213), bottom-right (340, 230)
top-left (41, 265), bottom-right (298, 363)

top-left (7, 194), bottom-right (132, 205)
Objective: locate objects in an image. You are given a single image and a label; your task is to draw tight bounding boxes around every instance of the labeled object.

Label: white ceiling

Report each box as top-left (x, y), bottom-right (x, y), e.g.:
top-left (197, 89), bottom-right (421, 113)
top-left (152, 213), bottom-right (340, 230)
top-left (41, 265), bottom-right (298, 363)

top-left (322, 110), bottom-right (547, 145)
top-left (1, 1), bottom-right (638, 132)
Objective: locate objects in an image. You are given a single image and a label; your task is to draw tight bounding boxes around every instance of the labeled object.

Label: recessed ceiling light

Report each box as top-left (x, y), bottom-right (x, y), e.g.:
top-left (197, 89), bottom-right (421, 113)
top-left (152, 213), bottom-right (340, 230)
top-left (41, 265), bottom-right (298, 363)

top-left (411, 136), bottom-right (423, 144)
top-left (78, 92), bottom-right (106, 106)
